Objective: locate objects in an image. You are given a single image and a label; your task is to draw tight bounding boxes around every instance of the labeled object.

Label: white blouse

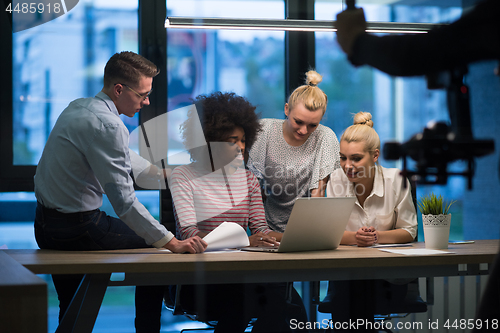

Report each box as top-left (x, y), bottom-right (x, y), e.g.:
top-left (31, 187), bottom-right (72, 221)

top-left (326, 166), bottom-right (417, 239)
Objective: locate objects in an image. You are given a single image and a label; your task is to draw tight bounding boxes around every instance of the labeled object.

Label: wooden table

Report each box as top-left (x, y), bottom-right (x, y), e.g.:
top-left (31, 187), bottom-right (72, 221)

top-left (0, 251), bottom-right (47, 333)
top-left (3, 239), bottom-right (499, 333)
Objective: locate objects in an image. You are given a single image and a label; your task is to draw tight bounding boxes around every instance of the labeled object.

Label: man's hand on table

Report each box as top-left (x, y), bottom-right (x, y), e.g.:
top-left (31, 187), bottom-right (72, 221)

top-left (163, 236), bottom-right (207, 253)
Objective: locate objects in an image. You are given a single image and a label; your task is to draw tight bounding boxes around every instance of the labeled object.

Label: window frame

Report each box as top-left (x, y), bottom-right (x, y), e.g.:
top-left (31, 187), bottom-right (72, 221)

top-left (0, 9), bottom-right (29, 192)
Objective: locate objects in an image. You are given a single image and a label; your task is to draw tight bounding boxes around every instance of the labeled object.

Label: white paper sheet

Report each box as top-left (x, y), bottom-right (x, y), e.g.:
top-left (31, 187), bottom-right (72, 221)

top-left (370, 243), bottom-right (413, 248)
top-left (379, 248), bottom-right (455, 255)
top-left (203, 222), bottom-right (250, 251)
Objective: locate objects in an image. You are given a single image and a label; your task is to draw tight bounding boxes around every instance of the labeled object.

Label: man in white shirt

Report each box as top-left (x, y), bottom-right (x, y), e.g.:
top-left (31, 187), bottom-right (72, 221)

top-left (34, 51), bottom-right (206, 332)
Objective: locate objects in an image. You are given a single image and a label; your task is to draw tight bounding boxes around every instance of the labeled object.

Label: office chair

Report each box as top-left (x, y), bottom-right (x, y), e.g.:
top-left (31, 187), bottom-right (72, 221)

top-left (316, 279), bottom-right (427, 333)
top-left (159, 189), bottom-right (219, 332)
top-left (370, 178), bottom-right (428, 331)
top-left (163, 284), bottom-right (221, 333)
top-left (371, 279), bottom-right (428, 333)
top-left (160, 188), bottom-right (177, 238)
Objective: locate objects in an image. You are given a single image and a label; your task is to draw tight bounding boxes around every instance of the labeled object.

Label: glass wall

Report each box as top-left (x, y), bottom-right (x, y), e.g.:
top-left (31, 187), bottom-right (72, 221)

top-left (6, 4), bottom-right (159, 330)
top-left (12, 0), bottom-right (139, 166)
top-left (165, 0), bottom-right (285, 164)
top-left (3, 0), bottom-right (500, 331)
top-left (7, 0), bottom-right (160, 247)
top-left (315, 2), bottom-right (465, 239)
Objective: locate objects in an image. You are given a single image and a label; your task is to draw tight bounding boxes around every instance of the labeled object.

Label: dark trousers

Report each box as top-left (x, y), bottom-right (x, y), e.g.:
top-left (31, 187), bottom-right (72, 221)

top-left (175, 283), bottom-right (294, 333)
top-left (34, 202), bottom-right (161, 333)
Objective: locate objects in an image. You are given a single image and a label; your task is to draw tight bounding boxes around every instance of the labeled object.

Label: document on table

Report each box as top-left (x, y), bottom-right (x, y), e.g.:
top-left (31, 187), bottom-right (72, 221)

top-left (379, 248), bottom-right (455, 255)
top-left (158, 222), bottom-right (249, 253)
top-left (203, 222), bottom-right (250, 251)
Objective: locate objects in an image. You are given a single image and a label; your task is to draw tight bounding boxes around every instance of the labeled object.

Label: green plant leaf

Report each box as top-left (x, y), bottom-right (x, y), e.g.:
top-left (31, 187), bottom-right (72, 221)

top-left (417, 193), bottom-right (455, 215)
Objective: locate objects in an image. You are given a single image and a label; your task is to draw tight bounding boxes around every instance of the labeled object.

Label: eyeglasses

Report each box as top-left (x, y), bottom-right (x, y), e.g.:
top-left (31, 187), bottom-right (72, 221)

top-left (116, 83), bottom-right (153, 101)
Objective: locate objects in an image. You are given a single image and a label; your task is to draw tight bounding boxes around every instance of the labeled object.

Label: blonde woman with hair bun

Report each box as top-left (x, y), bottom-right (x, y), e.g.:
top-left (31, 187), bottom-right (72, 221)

top-left (327, 111), bottom-right (416, 245)
top-left (248, 70), bottom-right (340, 324)
top-left (248, 70), bottom-right (340, 233)
top-left (320, 111), bottom-right (418, 330)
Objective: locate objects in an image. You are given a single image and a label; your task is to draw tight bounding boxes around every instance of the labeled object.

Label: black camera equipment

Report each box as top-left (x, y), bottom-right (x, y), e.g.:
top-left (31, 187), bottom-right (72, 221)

top-left (383, 66), bottom-right (495, 189)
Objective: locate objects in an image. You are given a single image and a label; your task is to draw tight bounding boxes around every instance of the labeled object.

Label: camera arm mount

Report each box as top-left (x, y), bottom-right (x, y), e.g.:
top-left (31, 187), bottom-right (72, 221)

top-left (384, 66), bottom-right (494, 189)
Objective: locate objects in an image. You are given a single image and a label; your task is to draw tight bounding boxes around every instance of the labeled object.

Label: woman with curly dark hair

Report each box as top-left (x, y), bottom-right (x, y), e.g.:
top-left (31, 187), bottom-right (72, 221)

top-left (181, 91), bottom-right (261, 163)
top-left (174, 91), bottom-right (282, 244)
top-left (170, 91), bottom-right (292, 333)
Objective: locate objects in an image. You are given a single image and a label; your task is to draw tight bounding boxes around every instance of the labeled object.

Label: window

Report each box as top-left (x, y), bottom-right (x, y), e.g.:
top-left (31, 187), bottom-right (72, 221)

top-left (2, 0), bottom-right (500, 331)
top-left (165, 0), bottom-right (285, 164)
top-left (12, 0), bottom-right (140, 166)
top-left (5, 0), bottom-right (163, 229)
top-left (315, 2), bottom-right (467, 239)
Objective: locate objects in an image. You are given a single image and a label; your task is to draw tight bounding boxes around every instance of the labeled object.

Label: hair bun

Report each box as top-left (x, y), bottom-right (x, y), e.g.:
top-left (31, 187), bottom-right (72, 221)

top-left (305, 70), bottom-right (323, 87)
top-left (353, 111), bottom-right (374, 128)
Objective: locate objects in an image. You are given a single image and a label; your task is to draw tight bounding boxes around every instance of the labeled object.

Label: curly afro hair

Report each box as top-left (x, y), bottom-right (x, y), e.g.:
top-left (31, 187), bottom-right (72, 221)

top-left (181, 92), bottom-right (262, 160)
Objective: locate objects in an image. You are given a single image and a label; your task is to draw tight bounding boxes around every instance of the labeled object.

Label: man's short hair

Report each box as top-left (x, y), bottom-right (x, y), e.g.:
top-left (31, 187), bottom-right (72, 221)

top-left (104, 51), bottom-right (159, 87)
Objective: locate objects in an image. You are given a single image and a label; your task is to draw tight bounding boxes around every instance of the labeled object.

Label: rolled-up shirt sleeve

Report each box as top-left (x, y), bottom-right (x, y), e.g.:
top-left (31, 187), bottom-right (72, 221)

top-left (129, 149), bottom-right (153, 179)
top-left (85, 121), bottom-right (174, 247)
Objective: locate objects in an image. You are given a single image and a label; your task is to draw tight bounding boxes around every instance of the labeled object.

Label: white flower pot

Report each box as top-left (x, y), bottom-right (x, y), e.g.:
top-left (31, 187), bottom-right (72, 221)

top-left (422, 214), bottom-right (451, 249)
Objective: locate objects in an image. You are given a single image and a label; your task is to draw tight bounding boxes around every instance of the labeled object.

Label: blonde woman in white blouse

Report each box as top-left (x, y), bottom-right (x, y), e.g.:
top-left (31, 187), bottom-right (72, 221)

top-left (248, 70), bottom-right (340, 233)
top-left (327, 111), bottom-right (417, 246)
top-left (321, 112), bottom-right (418, 332)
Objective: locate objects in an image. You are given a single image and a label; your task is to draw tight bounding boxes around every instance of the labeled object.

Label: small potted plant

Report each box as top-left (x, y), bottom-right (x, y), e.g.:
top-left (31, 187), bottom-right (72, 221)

top-left (417, 193), bottom-right (455, 249)
top-left (417, 193), bottom-right (455, 216)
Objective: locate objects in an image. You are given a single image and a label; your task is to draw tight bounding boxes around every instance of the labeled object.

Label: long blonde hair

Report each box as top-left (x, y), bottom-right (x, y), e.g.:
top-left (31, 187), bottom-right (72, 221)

top-left (287, 70), bottom-right (328, 115)
top-left (341, 112), bottom-right (380, 153)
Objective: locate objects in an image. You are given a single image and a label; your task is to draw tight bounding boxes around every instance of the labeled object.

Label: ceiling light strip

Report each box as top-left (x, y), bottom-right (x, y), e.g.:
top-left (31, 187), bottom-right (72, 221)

top-left (165, 17), bottom-right (442, 34)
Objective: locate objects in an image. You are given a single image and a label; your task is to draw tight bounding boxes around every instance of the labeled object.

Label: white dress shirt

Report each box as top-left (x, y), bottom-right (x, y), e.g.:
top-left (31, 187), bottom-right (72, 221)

top-left (326, 166), bottom-right (417, 239)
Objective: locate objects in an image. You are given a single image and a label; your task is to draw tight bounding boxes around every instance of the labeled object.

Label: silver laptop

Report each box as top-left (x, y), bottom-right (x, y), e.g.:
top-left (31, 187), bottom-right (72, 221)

top-left (241, 197), bottom-right (356, 253)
